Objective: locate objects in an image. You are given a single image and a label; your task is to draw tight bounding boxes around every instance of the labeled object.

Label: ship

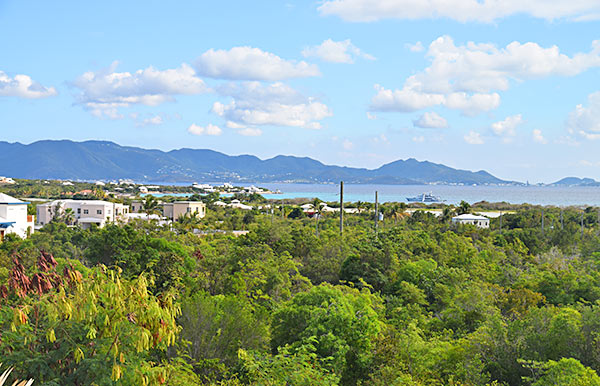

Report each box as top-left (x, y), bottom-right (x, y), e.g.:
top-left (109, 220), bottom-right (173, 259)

top-left (406, 192), bottom-right (444, 203)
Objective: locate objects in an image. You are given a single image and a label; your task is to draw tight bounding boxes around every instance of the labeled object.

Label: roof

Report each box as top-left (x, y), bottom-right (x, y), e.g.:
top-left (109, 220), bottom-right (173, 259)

top-left (38, 199), bottom-right (123, 206)
top-left (452, 214), bottom-right (489, 221)
top-left (0, 193), bottom-right (28, 205)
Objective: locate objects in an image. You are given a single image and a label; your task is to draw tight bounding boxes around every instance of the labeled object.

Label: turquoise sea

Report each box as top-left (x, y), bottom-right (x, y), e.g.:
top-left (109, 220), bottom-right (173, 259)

top-left (146, 183), bottom-right (600, 206)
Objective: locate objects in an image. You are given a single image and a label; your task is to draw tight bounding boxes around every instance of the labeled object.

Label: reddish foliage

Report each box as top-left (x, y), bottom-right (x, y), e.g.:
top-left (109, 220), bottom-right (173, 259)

top-left (38, 251), bottom-right (58, 272)
top-left (193, 249), bottom-right (204, 260)
top-left (8, 257), bottom-right (31, 297)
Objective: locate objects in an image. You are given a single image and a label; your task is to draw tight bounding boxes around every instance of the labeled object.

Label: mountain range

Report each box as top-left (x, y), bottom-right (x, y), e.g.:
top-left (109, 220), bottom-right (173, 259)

top-left (0, 140), bottom-right (516, 185)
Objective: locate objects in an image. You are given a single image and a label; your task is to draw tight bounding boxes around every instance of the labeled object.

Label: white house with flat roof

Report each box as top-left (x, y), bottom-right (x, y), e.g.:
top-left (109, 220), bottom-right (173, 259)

top-left (0, 193), bottom-right (34, 240)
top-left (452, 214), bottom-right (490, 228)
top-left (36, 199), bottom-right (129, 229)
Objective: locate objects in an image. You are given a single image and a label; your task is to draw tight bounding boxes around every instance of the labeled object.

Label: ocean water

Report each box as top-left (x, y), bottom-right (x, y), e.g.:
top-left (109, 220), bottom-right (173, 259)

top-left (257, 183), bottom-right (600, 206)
top-left (147, 183), bottom-right (600, 206)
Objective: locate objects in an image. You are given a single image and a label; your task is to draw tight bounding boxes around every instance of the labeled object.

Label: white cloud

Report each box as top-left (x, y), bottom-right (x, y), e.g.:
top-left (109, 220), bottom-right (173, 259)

top-left (342, 139), bottom-right (354, 149)
top-left (187, 123), bottom-right (223, 136)
top-left (412, 136), bottom-right (425, 143)
top-left (532, 129), bottom-right (548, 144)
top-left (318, 0), bottom-right (600, 23)
top-left (371, 84), bottom-right (499, 115)
top-left (73, 62), bottom-right (209, 118)
top-left (366, 112), bottom-right (377, 120)
top-left (406, 41), bottom-right (424, 52)
top-left (568, 92), bottom-right (600, 140)
top-left (194, 46), bottom-right (320, 81)
top-left (370, 36), bottom-right (600, 115)
top-left (302, 39), bottom-right (375, 63)
top-left (213, 82), bottom-right (332, 129)
top-left (491, 114), bottom-right (523, 141)
top-left (137, 115), bottom-right (164, 127)
top-left (464, 131), bottom-right (484, 144)
top-left (413, 112), bottom-right (448, 128)
top-left (0, 71), bottom-right (57, 98)
top-left (237, 127), bottom-right (263, 136)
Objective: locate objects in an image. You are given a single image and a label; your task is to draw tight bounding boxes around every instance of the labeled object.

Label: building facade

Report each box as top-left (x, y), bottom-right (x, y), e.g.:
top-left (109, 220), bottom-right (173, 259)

top-left (130, 200), bottom-right (206, 220)
top-left (0, 193), bottom-right (34, 240)
top-left (36, 199), bottom-right (129, 229)
top-left (162, 201), bottom-right (206, 220)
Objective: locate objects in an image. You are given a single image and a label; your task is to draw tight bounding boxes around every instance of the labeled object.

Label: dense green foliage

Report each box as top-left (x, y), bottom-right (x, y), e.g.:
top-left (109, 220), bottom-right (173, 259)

top-left (2, 200), bottom-right (600, 385)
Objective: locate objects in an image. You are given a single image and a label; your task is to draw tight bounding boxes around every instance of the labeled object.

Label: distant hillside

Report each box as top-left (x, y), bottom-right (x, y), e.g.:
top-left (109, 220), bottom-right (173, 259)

top-left (0, 140), bottom-right (515, 185)
top-left (551, 177), bottom-right (600, 186)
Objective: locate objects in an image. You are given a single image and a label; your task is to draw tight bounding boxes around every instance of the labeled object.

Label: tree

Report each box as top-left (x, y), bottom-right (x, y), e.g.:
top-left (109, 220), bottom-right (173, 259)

top-left (441, 205), bottom-right (455, 223)
top-left (457, 200), bottom-right (471, 215)
top-left (0, 254), bottom-right (183, 385)
top-left (271, 284), bottom-right (383, 386)
top-left (142, 195), bottom-right (161, 216)
top-left (530, 358), bottom-right (600, 386)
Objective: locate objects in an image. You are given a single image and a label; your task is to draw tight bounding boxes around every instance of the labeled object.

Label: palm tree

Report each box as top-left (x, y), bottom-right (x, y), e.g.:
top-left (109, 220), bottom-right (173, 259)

top-left (312, 198), bottom-right (323, 237)
top-left (177, 211), bottom-right (201, 230)
top-left (387, 204), bottom-right (399, 226)
top-left (355, 200), bottom-right (365, 214)
top-left (142, 195), bottom-right (160, 217)
top-left (457, 200), bottom-right (471, 215)
top-left (441, 205), bottom-right (455, 223)
top-left (62, 208), bottom-right (75, 225)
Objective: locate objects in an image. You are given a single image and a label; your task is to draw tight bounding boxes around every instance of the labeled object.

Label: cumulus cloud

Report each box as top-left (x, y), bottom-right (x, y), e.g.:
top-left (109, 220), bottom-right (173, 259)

top-left (371, 84), bottom-right (499, 115)
top-left (194, 46), bottom-right (320, 81)
top-left (302, 39), bottom-right (375, 63)
top-left (464, 130), bottom-right (484, 144)
top-left (370, 36), bottom-right (600, 115)
top-left (491, 114), bottom-right (523, 141)
top-left (0, 71), bottom-right (57, 98)
top-left (318, 0), bottom-right (600, 23)
top-left (212, 81), bottom-right (332, 129)
top-left (187, 123), bottom-right (223, 136)
top-left (567, 92), bottom-right (600, 140)
top-left (73, 62), bottom-right (209, 118)
top-left (413, 112), bottom-right (448, 128)
top-left (532, 129), bottom-right (548, 144)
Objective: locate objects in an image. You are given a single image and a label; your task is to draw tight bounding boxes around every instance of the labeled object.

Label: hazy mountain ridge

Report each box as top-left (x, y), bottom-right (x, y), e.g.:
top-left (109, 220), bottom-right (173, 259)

top-left (551, 177), bottom-right (600, 186)
top-left (0, 140), bottom-right (515, 185)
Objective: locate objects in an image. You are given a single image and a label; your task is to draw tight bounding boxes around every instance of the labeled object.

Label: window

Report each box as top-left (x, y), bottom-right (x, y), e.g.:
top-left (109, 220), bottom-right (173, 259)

top-left (186, 208), bottom-right (191, 213)
top-left (83, 209), bottom-right (89, 214)
top-left (107, 209), bottom-right (111, 214)
top-left (97, 209), bottom-right (102, 215)
top-left (77, 208), bottom-right (81, 214)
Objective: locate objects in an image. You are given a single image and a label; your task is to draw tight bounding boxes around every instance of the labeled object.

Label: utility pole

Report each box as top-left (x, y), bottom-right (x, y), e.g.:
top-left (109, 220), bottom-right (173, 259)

top-left (499, 211), bottom-right (502, 232)
top-left (375, 191), bottom-right (379, 237)
top-left (339, 181), bottom-right (344, 235)
top-left (541, 208), bottom-right (544, 235)
top-left (561, 209), bottom-right (564, 230)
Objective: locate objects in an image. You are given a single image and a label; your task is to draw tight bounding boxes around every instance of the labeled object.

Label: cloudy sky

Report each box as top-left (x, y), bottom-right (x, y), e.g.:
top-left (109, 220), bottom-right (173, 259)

top-left (2, 1), bottom-right (600, 182)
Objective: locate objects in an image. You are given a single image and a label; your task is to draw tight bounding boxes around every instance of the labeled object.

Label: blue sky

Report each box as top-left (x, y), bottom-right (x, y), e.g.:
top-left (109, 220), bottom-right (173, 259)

top-left (2, 0), bottom-right (600, 183)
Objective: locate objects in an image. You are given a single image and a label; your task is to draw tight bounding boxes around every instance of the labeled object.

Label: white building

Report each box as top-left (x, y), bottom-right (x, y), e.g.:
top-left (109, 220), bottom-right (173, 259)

top-left (451, 214), bottom-right (490, 228)
top-left (229, 200), bottom-right (253, 210)
top-left (0, 177), bottom-right (16, 184)
top-left (36, 199), bottom-right (129, 229)
top-left (130, 200), bottom-right (206, 220)
top-left (0, 193), bottom-right (34, 240)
